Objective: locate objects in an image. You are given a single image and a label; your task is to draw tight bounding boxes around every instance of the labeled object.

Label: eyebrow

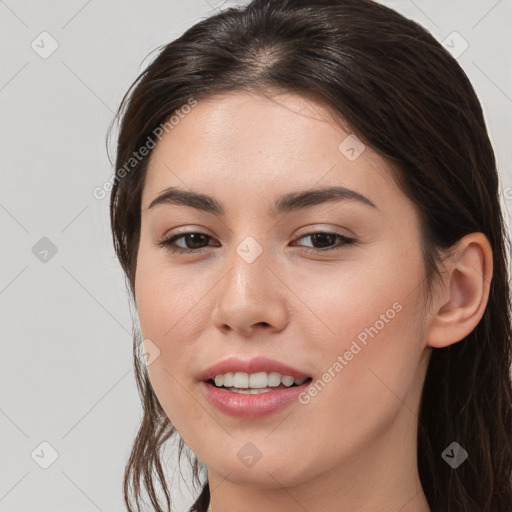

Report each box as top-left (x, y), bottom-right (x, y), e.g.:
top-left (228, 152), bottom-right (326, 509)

top-left (147, 185), bottom-right (378, 216)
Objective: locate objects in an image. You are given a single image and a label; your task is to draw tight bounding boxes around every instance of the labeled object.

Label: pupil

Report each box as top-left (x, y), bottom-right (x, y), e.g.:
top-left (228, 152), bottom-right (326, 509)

top-left (312, 233), bottom-right (335, 248)
top-left (187, 233), bottom-right (208, 249)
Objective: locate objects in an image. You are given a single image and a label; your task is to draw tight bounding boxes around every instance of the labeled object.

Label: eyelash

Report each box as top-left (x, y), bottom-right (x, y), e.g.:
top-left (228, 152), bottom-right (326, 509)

top-left (156, 231), bottom-right (356, 255)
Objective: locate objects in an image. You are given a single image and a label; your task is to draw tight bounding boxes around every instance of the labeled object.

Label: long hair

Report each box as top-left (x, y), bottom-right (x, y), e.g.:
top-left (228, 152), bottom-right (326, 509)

top-left (108, 1), bottom-right (512, 510)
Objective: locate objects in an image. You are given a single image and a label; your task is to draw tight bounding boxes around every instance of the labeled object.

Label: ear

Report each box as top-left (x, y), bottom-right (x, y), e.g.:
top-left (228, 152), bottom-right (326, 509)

top-left (426, 233), bottom-right (493, 348)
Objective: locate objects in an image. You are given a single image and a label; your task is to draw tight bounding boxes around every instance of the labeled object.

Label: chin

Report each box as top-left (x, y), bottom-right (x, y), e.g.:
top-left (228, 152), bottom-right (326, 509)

top-left (206, 451), bottom-right (311, 489)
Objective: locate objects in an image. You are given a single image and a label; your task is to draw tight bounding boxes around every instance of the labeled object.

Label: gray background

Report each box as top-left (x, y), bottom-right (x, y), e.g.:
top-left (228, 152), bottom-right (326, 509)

top-left (1, 1), bottom-right (511, 511)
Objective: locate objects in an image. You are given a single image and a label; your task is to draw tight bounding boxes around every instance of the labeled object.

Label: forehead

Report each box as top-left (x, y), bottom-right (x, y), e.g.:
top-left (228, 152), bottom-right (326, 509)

top-left (141, 91), bottom-right (404, 214)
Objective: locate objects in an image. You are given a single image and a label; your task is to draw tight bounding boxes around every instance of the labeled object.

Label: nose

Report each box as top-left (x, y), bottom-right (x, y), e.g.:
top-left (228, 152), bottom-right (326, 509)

top-left (211, 246), bottom-right (289, 337)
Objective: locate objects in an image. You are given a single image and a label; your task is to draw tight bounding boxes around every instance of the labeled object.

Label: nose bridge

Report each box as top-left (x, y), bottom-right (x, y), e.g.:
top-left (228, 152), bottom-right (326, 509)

top-left (212, 234), bottom-right (288, 335)
top-left (223, 234), bottom-right (271, 308)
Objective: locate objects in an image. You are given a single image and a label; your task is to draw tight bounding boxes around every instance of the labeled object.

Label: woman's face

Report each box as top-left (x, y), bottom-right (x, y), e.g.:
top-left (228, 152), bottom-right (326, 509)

top-left (135, 91), bottom-right (432, 490)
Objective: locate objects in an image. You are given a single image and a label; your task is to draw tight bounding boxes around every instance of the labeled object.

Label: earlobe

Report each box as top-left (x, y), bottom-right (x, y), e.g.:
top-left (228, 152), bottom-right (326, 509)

top-left (426, 233), bottom-right (493, 349)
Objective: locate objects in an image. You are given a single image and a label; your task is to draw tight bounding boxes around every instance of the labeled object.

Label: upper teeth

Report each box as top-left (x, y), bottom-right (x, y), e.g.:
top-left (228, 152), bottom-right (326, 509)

top-left (213, 372), bottom-right (307, 388)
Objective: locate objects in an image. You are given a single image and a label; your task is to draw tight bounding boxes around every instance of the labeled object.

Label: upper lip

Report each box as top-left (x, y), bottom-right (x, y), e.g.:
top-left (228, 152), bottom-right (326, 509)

top-left (200, 356), bottom-right (311, 382)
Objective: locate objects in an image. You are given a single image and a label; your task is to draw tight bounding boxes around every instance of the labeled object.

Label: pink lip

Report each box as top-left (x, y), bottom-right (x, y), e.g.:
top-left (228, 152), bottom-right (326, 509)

top-left (201, 380), bottom-right (312, 418)
top-left (199, 355), bottom-right (311, 382)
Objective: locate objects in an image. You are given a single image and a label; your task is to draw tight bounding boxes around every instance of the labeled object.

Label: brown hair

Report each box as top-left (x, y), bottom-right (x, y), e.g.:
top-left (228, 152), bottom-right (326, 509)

top-left (108, 1), bottom-right (512, 510)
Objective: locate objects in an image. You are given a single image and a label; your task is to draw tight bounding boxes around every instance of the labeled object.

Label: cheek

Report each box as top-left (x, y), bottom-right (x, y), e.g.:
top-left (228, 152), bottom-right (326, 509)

top-left (134, 252), bottom-right (188, 418)
top-left (292, 241), bottom-right (424, 352)
top-left (135, 246), bottom-right (209, 340)
top-left (295, 244), bottom-right (426, 409)
top-left (295, 288), bottom-right (426, 461)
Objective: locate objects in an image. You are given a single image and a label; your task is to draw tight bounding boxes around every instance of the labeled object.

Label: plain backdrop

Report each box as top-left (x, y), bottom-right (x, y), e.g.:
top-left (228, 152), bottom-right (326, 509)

top-left (1, 1), bottom-right (511, 511)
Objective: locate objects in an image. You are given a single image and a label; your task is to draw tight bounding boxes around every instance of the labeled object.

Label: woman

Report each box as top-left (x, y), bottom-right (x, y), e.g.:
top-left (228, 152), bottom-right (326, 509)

top-left (108, 0), bottom-right (512, 510)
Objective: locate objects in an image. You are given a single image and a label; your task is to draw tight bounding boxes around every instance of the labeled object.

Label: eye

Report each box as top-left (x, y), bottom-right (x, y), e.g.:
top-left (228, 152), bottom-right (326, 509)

top-left (156, 232), bottom-right (218, 254)
top-left (156, 230), bottom-right (356, 255)
top-left (291, 231), bottom-right (356, 254)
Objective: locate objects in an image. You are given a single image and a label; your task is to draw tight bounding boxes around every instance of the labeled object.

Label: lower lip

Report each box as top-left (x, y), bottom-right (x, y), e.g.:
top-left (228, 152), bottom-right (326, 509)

top-left (201, 380), bottom-right (312, 419)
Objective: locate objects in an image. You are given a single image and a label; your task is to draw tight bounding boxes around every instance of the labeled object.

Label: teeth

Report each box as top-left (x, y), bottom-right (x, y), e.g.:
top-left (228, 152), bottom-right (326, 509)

top-left (249, 372), bottom-right (268, 388)
top-left (281, 375), bottom-right (295, 387)
top-left (233, 372), bottom-right (249, 388)
top-left (224, 387), bottom-right (272, 394)
top-left (268, 372), bottom-right (282, 387)
top-left (211, 371), bottom-right (309, 389)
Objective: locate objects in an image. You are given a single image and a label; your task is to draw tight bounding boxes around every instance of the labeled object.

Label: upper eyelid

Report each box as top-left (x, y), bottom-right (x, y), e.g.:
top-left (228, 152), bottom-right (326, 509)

top-left (160, 229), bottom-right (353, 246)
top-left (161, 222), bottom-right (353, 238)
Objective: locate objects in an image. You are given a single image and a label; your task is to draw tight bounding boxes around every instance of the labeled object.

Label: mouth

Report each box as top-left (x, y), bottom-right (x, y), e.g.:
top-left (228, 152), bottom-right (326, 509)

top-left (199, 355), bottom-right (312, 383)
top-left (201, 374), bottom-right (313, 418)
top-left (199, 356), bottom-right (314, 417)
top-left (206, 373), bottom-right (313, 394)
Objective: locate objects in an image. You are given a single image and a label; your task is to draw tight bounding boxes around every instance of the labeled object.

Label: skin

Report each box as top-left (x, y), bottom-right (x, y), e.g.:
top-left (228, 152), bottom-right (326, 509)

top-left (134, 91), bottom-right (492, 512)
